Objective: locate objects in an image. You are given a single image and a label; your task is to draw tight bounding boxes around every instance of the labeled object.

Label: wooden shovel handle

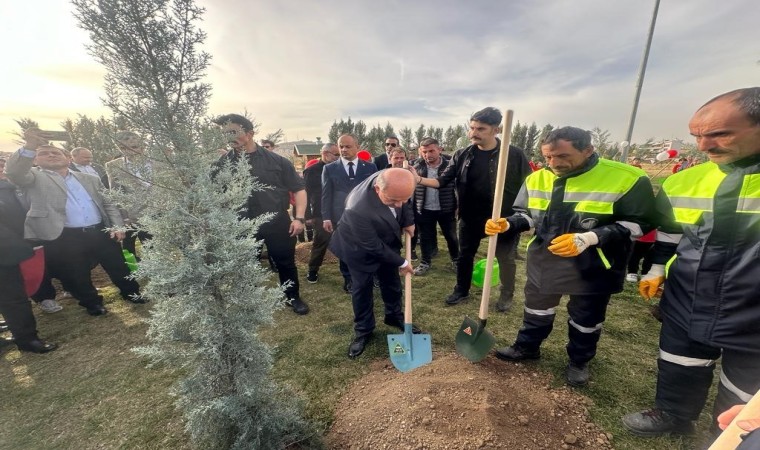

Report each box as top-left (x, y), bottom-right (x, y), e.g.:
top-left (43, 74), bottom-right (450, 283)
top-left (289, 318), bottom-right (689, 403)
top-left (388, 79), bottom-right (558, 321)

top-left (709, 390), bottom-right (760, 450)
top-left (479, 110), bottom-right (514, 321)
top-left (404, 232), bottom-right (413, 324)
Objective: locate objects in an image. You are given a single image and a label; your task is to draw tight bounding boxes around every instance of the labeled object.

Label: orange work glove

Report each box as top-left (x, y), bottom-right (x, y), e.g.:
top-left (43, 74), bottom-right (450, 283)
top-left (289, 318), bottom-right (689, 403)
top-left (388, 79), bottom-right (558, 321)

top-left (485, 218), bottom-right (509, 236)
top-left (638, 264), bottom-right (665, 301)
top-left (547, 232), bottom-right (598, 257)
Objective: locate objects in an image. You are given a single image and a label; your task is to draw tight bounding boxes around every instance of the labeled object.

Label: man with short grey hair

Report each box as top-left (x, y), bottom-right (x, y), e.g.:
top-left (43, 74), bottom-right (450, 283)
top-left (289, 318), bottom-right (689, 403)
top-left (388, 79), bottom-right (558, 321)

top-left (69, 147), bottom-right (109, 188)
top-left (303, 143), bottom-right (340, 283)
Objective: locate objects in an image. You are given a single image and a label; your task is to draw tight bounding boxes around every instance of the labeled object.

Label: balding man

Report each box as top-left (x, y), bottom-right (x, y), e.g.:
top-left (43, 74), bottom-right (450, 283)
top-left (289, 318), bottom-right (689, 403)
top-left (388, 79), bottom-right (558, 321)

top-left (69, 147), bottom-right (109, 188)
top-left (329, 168), bottom-right (418, 358)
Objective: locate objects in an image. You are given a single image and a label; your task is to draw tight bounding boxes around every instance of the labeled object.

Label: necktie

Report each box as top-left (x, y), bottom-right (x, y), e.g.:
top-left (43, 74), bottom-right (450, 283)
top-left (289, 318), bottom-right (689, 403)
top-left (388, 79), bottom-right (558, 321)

top-left (348, 161), bottom-right (355, 180)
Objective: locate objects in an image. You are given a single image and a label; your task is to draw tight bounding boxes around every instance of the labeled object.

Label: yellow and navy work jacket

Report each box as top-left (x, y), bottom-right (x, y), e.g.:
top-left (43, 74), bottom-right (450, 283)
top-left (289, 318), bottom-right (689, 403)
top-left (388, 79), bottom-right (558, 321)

top-left (509, 153), bottom-right (656, 295)
top-left (649, 156), bottom-right (760, 350)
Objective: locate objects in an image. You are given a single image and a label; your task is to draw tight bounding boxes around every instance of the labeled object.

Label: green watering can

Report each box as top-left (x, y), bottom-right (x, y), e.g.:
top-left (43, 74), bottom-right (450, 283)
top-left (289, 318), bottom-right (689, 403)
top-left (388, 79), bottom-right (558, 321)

top-left (472, 258), bottom-right (499, 288)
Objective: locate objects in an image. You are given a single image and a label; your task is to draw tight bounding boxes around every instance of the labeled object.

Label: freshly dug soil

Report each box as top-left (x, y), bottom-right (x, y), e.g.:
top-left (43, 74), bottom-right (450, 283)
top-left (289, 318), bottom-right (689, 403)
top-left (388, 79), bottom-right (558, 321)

top-left (327, 354), bottom-right (614, 450)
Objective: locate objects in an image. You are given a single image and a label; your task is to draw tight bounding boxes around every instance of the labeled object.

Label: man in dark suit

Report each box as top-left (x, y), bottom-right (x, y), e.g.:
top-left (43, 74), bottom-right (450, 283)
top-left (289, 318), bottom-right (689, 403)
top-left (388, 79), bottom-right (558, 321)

top-left (0, 157), bottom-right (57, 353)
top-left (6, 129), bottom-right (145, 316)
top-left (303, 143), bottom-right (340, 283)
top-left (329, 168), bottom-right (417, 358)
top-left (321, 134), bottom-right (377, 292)
top-left (372, 135), bottom-right (399, 170)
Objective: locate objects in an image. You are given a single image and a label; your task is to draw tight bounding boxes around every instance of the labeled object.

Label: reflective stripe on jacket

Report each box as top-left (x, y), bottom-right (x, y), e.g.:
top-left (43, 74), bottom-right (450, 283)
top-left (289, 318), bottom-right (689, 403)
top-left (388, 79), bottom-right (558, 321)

top-left (656, 157), bottom-right (760, 350)
top-left (512, 153), bottom-right (656, 295)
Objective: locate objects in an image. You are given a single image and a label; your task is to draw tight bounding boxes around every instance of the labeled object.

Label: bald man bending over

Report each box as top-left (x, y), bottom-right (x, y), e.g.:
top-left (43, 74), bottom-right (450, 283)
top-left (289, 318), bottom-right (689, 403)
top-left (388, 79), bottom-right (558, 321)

top-left (329, 168), bottom-right (419, 358)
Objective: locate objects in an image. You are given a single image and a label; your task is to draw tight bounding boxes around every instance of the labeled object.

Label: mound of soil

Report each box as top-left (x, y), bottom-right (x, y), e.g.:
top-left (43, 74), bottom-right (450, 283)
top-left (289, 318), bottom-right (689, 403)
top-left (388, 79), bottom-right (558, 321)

top-left (327, 354), bottom-right (613, 450)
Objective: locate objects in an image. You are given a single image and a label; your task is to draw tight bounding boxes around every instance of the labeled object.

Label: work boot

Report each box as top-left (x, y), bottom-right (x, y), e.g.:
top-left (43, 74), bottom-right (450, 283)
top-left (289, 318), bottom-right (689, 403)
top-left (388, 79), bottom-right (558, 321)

top-left (494, 345), bottom-right (540, 361)
top-left (621, 408), bottom-right (695, 437)
top-left (565, 361), bottom-right (589, 387)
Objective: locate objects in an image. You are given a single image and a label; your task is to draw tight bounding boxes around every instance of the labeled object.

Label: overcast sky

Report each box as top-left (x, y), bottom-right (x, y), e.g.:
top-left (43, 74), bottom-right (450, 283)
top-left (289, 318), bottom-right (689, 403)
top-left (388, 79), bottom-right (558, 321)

top-left (1, 0), bottom-right (758, 150)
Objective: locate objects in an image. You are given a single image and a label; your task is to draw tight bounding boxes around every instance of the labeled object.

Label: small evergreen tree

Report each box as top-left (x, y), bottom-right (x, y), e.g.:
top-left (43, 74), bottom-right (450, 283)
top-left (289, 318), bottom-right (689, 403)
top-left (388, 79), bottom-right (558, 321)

top-left (72, 0), bottom-right (314, 448)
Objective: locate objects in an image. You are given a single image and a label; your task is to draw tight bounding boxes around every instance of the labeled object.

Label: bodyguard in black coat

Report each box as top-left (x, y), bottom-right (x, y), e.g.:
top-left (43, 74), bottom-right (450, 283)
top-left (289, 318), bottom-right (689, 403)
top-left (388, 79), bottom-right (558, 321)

top-left (0, 165), bottom-right (57, 354)
top-left (329, 168), bottom-right (417, 358)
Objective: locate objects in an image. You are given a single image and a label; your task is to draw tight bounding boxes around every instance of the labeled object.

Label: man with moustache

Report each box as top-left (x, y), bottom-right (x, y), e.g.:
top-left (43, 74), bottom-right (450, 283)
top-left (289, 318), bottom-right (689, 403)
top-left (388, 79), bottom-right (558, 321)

top-left (329, 168), bottom-right (417, 358)
top-left (6, 130), bottom-right (144, 316)
top-left (321, 133), bottom-right (377, 293)
top-left (303, 143), bottom-right (340, 283)
top-left (213, 113), bottom-right (309, 315)
top-left (411, 137), bottom-right (458, 276)
top-left (488, 126), bottom-right (656, 387)
top-left (623, 87), bottom-right (760, 437)
top-left (412, 107), bottom-right (531, 311)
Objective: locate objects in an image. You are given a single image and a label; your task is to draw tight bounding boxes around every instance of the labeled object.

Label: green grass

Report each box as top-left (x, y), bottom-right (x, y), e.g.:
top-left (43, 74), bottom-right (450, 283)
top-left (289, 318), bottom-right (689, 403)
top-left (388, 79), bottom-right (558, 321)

top-left (0, 236), bottom-right (718, 449)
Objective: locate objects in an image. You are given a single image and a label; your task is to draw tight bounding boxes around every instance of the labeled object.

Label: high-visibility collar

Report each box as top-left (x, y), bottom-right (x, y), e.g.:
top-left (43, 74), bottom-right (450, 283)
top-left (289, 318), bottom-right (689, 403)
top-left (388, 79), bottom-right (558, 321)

top-left (526, 156), bottom-right (645, 215)
top-left (663, 162), bottom-right (760, 224)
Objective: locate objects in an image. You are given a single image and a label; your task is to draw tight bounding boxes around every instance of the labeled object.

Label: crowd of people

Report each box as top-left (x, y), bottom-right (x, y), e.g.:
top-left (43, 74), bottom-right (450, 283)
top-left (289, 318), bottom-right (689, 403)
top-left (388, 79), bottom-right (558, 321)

top-left (1, 88), bottom-right (759, 445)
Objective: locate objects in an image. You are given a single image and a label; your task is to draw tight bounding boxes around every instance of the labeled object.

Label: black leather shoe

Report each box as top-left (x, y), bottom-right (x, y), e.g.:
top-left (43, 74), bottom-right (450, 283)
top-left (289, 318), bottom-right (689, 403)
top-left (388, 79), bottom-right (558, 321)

top-left (343, 280), bottom-right (352, 294)
top-left (123, 294), bottom-right (148, 304)
top-left (348, 335), bottom-right (372, 359)
top-left (444, 290), bottom-right (469, 306)
top-left (622, 408), bottom-right (695, 437)
top-left (17, 339), bottom-right (58, 354)
top-left (383, 317), bottom-right (422, 334)
top-left (86, 305), bottom-right (109, 316)
top-left (495, 345), bottom-right (541, 361)
top-left (566, 362), bottom-right (589, 387)
top-left (287, 297), bottom-right (310, 315)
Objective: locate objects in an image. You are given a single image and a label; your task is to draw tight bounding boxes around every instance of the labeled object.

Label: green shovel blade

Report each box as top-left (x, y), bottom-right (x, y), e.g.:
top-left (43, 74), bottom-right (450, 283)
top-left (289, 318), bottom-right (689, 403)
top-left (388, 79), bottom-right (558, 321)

top-left (455, 316), bottom-right (495, 362)
top-left (387, 324), bottom-right (432, 373)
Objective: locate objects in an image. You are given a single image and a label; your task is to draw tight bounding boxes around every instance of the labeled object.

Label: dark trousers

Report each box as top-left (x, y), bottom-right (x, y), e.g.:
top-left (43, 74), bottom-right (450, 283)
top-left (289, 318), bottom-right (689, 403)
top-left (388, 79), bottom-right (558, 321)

top-left (43, 226), bottom-right (140, 310)
top-left (655, 314), bottom-right (760, 422)
top-left (627, 240), bottom-right (654, 275)
top-left (515, 280), bottom-right (611, 364)
top-left (0, 264), bottom-right (40, 343)
top-left (416, 209), bottom-right (458, 264)
top-left (32, 269), bottom-right (74, 302)
top-left (308, 218), bottom-right (331, 273)
top-left (122, 228), bottom-right (151, 262)
top-left (257, 213), bottom-right (299, 300)
top-left (455, 216), bottom-right (519, 300)
top-left (349, 262), bottom-right (403, 338)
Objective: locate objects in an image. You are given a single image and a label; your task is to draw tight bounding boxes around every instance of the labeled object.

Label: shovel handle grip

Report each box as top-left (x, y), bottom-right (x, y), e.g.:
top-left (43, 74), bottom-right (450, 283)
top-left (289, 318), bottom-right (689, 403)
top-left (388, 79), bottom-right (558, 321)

top-left (479, 109), bottom-right (514, 321)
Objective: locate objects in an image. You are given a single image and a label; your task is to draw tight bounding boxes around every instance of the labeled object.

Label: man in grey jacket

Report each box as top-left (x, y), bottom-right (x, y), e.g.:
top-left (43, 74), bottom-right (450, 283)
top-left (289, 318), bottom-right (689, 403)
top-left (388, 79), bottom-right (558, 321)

top-left (6, 129), bottom-right (145, 316)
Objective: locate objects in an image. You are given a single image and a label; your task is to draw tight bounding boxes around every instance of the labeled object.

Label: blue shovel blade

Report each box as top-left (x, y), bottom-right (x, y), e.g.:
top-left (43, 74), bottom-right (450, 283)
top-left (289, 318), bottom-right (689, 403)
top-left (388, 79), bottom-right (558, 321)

top-left (387, 324), bottom-right (432, 373)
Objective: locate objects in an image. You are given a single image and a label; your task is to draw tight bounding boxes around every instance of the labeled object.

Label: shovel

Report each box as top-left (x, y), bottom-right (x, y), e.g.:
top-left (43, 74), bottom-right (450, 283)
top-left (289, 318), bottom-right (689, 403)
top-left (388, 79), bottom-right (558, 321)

top-left (456, 109), bottom-right (515, 362)
top-left (708, 389), bottom-right (760, 450)
top-left (387, 233), bottom-right (433, 372)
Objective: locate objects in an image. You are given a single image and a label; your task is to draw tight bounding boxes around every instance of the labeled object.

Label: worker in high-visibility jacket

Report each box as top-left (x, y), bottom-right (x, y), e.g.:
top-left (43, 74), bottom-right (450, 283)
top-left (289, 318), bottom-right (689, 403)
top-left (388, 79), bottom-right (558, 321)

top-left (623, 87), bottom-right (760, 437)
top-left (488, 126), bottom-right (656, 387)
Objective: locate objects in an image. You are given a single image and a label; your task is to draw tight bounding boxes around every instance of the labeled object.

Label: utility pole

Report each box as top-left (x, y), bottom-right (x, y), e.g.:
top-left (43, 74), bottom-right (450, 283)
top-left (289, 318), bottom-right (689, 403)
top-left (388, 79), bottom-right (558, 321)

top-left (621, 0), bottom-right (660, 162)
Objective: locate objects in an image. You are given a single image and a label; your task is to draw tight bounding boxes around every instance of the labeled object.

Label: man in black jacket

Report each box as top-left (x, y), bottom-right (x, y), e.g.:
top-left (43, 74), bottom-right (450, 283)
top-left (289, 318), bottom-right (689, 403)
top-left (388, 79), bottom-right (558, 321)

top-left (303, 143), bottom-right (340, 283)
top-left (412, 107), bottom-right (531, 311)
top-left (214, 114), bottom-right (309, 315)
top-left (329, 169), bottom-right (416, 358)
top-left (411, 138), bottom-right (458, 276)
top-left (0, 157), bottom-right (57, 353)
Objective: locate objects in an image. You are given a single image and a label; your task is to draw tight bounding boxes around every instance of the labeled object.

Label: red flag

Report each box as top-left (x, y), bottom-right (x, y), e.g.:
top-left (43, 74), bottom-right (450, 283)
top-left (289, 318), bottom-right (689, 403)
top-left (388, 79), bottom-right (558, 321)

top-left (19, 246), bottom-right (45, 296)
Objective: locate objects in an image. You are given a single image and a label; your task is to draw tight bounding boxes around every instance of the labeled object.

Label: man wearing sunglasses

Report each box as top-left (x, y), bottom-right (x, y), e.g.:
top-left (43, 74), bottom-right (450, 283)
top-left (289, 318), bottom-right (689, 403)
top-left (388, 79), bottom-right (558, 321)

top-left (373, 136), bottom-right (400, 170)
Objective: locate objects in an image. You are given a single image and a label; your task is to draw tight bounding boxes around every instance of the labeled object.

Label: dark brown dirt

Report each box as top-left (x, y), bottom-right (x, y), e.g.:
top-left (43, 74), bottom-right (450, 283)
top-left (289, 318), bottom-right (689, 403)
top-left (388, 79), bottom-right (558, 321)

top-left (326, 354), bottom-right (614, 450)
